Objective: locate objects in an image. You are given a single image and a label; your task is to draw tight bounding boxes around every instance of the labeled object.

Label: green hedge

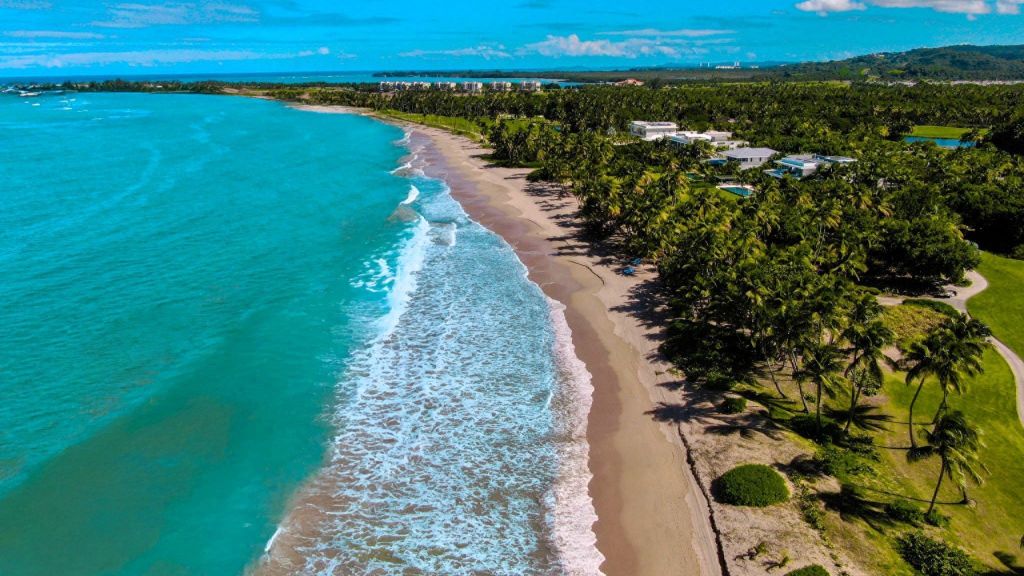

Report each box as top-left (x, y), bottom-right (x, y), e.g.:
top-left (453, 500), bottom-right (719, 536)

top-left (785, 566), bottom-right (830, 576)
top-left (896, 532), bottom-right (976, 576)
top-left (712, 464), bottom-right (789, 507)
top-left (719, 396), bottom-right (748, 414)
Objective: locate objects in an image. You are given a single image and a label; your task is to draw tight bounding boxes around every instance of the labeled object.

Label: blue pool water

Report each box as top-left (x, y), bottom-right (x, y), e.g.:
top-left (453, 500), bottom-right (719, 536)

top-left (0, 92), bottom-right (599, 574)
top-left (903, 136), bottom-right (977, 148)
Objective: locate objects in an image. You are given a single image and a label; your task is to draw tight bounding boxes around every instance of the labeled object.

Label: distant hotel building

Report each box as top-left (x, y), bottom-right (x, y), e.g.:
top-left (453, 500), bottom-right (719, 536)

top-left (461, 82), bottom-right (484, 93)
top-left (520, 81), bottom-right (543, 92)
top-left (489, 81), bottom-right (513, 92)
top-left (434, 82), bottom-right (457, 91)
top-left (629, 121), bottom-right (679, 141)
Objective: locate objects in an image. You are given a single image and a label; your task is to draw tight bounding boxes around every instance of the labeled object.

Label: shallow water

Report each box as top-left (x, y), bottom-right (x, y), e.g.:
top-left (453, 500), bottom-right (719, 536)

top-left (0, 93), bottom-right (600, 574)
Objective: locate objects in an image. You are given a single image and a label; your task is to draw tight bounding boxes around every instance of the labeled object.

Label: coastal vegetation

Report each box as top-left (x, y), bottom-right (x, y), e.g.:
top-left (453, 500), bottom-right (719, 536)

top-left (713, 464), bottom-right (790, 507)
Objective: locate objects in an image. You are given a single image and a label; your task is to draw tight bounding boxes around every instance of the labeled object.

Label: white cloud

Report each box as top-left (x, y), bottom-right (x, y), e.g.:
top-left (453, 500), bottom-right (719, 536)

top-left (599, 28), bottom-right (734, 37)
top-left (0, 48), bottom-right (316, 69)
top-left (4, 30), bottom-right (107, 39)
top-left (92, 2), bottom-right (258, 28)
top-left (518, 34), bottom-right (705, 58)
top-left (795, 0), bottom-right (867, 15)
top-left (399, 44), bottom-right (512, 60)
top-left (796, 0), bottom-right (1018, 15)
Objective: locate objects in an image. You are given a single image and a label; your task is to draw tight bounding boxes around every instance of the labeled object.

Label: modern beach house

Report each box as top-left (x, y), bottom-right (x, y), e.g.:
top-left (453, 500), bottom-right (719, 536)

top-left (766, 153), bottom-right (857, 179)
top-left (669, 130), bottom-right (749, 150)
top-left (629, 121), bottom-right (679, 141)
top-left (718, 147), bottom-right (779, 169)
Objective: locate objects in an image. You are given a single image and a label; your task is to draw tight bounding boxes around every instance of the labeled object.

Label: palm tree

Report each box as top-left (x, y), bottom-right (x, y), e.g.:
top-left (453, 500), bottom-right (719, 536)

top-left (908, 411), bottom-right (987, 514)
top-left (904, 316), bottom-right (989, 448)
top-left (797, 341), bottom-right (846, 435)
top-left (842, 296), bottom-right (893, 434)
top-left (930, 316), bottom-right (990, 424)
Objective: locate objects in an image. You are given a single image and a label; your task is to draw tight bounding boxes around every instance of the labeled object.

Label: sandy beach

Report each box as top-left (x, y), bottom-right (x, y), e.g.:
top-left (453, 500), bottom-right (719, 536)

top-left (408, 123), bottom-right (723, 576)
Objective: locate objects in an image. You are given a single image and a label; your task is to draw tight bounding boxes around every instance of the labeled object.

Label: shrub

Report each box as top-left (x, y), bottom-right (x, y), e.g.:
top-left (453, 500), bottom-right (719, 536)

top-left (903, 299), bottom-right (960, 318)
top-left (896, 532), bottom-right (976, 576)
top-left (886, 499), bottom-right (924, 525)
top-left (720, 396), bottom-right (748, 414)
top-left (712, 464), bottom-right (789, 507)
top-left (924, 510), bottom-right (951, 528)
top-left (785, 566), bottom-right (830, 576)
top-left (816, 444), bottom-right (873, 478)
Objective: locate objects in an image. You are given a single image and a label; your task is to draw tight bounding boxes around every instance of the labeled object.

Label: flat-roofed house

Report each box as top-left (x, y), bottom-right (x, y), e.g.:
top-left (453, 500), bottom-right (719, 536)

top-left (629, 121), bottom-right (679, 141)
top-left (490, 81), bottom-right (513, 92)
top-left (766, 153), bottom-right (857, 179)
top-left (461, 82), bottom-right (483, 93)
top-left (721, 147), bottom-right (778, 169)
top-left (434, 82), bottom-right (458, 91)
top-left (520, 81), bottom-right (543, 91)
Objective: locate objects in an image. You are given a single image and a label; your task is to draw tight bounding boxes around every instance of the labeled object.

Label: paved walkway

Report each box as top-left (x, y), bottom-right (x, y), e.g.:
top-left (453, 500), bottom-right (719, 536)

top-left (880, 270), bottom-right (1024, 427)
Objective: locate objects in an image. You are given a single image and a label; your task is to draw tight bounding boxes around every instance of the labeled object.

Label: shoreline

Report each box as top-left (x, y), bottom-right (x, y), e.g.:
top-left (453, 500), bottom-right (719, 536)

top-left (348, 103), bottom-right (723, 574)
top-left (288, 102), bottom-right (722, 574)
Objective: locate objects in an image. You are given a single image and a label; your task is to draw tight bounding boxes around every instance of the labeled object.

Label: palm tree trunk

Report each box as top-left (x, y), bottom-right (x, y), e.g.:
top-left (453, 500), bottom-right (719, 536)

top-left (790, 351), bottom-right (809, 413)
top-left (932, 392), bottom-right (949, 426)
top-left (908, 379), bottom-right (925, 448)
top-left (928, 461), bottom-right (947, 515)
top-left (816, 381), bottom-right (823, 435)
top-left (844, 383), bottom-right (860, 434)
top-left (766, 358), bottom-right (787, 399)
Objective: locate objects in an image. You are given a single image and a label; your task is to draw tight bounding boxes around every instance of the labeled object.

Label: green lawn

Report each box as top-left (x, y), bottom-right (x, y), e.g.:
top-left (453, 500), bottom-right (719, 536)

top-left (875, 349), bottom-right (1024, 573)
top-left (969, 252), bottom-right (1024, 361)
top-left (378, 110), bottom-right (485, 141)
top-left (909, 125), bottom-right (989, 140)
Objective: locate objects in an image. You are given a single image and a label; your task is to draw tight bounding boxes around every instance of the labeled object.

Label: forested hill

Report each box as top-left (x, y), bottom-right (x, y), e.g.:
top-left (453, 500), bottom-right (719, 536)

top-left (376, 44), bottom-right (1024, 83)
top-left (782, 44), bottom-right (1024, 81)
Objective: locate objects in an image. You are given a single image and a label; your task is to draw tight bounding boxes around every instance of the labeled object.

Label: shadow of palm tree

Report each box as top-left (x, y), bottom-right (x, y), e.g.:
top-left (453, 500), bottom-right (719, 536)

top-left (820, 483), bottom-right (894, 531)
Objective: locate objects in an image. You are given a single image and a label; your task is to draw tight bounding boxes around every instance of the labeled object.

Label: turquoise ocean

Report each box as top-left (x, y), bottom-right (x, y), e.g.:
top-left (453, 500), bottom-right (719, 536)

top-left (0, 93), bottom-right (600, 574)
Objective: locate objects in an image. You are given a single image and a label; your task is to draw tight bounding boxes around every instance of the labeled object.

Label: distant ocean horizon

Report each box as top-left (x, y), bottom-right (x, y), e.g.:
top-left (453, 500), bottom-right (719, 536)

top-left (0, 92), bottom-right (600, 574)
top-left (0, 70), bottom-right (572, 85)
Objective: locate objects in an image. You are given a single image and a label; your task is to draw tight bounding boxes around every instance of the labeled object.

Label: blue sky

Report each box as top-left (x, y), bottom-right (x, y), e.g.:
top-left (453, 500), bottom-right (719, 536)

top-left (1, 0), bottom-right (1023, 77)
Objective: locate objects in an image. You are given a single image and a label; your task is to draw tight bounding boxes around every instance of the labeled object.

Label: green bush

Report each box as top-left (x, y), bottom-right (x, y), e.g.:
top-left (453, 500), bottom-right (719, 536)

top-left (719, 396), bottom-right (748, 414)
top-left (785, 566), bottom-right (830, 576)
top-left (903, 299), bottom-right (960, 318)
top-left (885, 499), bottom-right (924, 525)
top-left (816, 444), bottom-right (873, 478)
top-left (896, 532), bottom-right (976, 576)
top-left (712, 464), bottom-right (789, 507)
top-left (924, 509), bottom-right (951, 528)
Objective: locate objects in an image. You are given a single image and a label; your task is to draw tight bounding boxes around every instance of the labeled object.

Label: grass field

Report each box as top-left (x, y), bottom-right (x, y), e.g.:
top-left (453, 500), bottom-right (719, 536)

top-left (875, 348), bottom-right (1024, 573)
top-left (378, 110), bottom-right (485, 141)
top-left (909, 125), bottom-right (989, 140)
top-left (969, 252), bottom-right (1024, 361)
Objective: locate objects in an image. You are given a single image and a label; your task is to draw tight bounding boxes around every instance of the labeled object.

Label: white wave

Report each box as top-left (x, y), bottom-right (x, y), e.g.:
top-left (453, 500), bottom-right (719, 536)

top-left (400, 185), bottom-right (420, 206)
top-left (390, 161), bottom-right (412, 175)
top-left (546, 298), bottom-right (606, 576)
top-left (375, 216), bottom-right (430, 337)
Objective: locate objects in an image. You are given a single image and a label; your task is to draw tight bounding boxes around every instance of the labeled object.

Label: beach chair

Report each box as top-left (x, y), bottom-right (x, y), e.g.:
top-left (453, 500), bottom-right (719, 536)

top-left (622, 266), bottom-right (636, 276)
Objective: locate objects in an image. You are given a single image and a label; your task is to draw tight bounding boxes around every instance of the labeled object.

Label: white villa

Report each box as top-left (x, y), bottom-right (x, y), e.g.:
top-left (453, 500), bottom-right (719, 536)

top-left (461, 82), bottom-right (484, 93)
top-left (767, 153), bottom-right (857, 179)
top-left (719, 147), bottom-right (779, 169)
top-left (629, 121), bottom-right (679, 141)
top-left (669, 129), bottom-right (749, 150)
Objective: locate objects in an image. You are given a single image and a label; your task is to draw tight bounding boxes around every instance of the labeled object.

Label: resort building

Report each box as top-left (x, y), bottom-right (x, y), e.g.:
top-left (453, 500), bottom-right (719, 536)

top-left (434, 82), bottom-right (458, 91)
top-left (766, 153), bottom-right (857, 179)
top-left (669, 129), bottom-right (749, 150)
top-left (461, 82), bottom-right (483, 93)
top-left (629, 121), bottom-right (679, 141)
top-left (490, 81), bottom-right (513, 92)
top-left (719, 147), bottom-right (779, 169)
top-left (411, 82), bottom-right (431, 91)
top-left (378, 81), bottom-right (395, 92)
top-left (520, 81), bottom-right (543, 92)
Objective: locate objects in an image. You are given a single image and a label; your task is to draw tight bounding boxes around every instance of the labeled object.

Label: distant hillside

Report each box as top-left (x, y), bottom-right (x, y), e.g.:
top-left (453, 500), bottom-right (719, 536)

top-left (376, 45), bottom-right (1024, 83)
top-left (778, 45), bottom-right (1024, 81)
